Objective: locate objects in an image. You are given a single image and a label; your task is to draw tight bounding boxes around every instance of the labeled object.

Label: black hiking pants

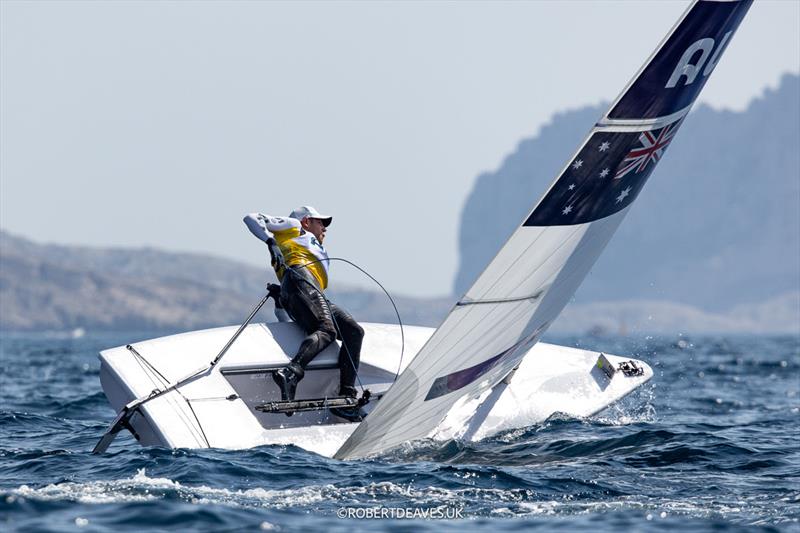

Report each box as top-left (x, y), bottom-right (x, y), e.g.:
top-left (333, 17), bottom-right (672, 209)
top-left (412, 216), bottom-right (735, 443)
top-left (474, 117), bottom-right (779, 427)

top-left (279, 268), bottom-right (364, 393)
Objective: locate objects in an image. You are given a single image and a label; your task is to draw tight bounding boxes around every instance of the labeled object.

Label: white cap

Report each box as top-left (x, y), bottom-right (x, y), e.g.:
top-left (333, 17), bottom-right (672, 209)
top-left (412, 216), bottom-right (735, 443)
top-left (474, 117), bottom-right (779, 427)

top-left (289, 205), bottom-right (333, 227)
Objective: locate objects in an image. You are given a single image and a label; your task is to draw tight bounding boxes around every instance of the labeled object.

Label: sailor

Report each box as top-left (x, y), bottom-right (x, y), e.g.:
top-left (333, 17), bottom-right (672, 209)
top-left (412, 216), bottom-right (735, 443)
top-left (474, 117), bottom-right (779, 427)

top-left (244, 206), bottom-right (366, 422)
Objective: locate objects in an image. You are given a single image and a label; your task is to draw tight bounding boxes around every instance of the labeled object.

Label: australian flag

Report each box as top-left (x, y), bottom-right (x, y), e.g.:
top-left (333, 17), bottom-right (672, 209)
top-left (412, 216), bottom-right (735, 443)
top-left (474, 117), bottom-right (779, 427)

top-left (525, 122), bottom-right (680, 226)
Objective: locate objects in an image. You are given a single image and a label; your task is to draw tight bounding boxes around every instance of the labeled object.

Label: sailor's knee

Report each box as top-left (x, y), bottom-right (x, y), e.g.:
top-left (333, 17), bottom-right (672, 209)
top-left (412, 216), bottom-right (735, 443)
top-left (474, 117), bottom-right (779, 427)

top-left (339, 313), bottom-right (363, 338)
top-left (318, 323), bottom-right (337, 345)
top-left (340, 322), bottom-right (364, 347)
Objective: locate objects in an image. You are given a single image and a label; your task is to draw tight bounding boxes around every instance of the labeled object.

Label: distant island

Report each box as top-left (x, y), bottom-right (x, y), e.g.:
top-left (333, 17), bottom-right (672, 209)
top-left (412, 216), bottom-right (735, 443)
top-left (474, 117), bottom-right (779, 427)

top-left (0, 230), bottom-right (452, 333)
top-left (1, 74), bottom-right (798, 335)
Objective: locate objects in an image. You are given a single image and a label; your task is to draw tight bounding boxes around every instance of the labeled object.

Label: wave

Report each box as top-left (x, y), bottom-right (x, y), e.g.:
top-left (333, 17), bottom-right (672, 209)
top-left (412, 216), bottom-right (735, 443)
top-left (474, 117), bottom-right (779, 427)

top-left (3, 467), bottom-right (797, 528)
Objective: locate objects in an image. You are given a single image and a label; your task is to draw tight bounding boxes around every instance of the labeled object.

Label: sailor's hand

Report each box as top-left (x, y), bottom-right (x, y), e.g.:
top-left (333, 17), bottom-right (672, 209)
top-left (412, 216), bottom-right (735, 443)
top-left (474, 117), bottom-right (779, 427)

top-left (266, 283), bottom-right (283, 308)
top-left (270, 253), bottom-right (286, 272)
top-left (266, 238), bottom-right (286, 271)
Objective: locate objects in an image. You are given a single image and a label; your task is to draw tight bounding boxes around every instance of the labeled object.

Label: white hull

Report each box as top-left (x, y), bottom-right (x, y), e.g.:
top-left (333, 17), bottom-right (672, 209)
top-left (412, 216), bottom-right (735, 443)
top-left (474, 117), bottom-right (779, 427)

top-left (99, 322), bottom-right (652, 457)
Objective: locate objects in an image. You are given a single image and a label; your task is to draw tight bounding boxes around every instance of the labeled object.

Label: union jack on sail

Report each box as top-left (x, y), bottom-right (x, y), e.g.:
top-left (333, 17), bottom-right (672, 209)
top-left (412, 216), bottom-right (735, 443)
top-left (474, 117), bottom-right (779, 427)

top-left (614, 122), bottom-right (680, 179)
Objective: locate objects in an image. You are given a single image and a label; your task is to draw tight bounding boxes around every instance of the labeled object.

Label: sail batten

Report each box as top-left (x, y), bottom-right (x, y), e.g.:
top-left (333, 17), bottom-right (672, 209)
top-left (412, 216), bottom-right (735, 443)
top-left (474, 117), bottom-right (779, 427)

top-left (456, 292), bottom-right (544, 306)
top-left (597, 104), bottom-right (692, 130)
top-left (334, 0), bottom-right (753, 461)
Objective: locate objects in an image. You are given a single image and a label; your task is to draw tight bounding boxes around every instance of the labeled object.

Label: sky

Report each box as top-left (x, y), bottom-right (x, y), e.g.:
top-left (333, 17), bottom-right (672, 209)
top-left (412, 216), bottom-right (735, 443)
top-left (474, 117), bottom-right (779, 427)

top-left (1, 0), bottom-right (798, 297)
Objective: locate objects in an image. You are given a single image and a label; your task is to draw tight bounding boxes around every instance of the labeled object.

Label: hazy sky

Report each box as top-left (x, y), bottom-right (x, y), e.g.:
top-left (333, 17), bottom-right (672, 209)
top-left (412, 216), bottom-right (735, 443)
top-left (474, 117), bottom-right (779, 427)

top-left (2, 0), bottom-right (798, 297)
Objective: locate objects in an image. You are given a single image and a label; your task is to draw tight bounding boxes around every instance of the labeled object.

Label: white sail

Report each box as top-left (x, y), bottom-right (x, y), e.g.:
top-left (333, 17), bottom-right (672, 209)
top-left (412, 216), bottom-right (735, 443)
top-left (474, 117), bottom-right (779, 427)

top-left (335, 0), bottom-right (752, 460)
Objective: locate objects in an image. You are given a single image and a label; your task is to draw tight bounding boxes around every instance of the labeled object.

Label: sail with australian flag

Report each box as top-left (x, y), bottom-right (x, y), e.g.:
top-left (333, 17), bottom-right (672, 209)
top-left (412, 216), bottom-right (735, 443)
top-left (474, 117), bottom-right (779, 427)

top-left (335, 0), bottom-right (752, 460)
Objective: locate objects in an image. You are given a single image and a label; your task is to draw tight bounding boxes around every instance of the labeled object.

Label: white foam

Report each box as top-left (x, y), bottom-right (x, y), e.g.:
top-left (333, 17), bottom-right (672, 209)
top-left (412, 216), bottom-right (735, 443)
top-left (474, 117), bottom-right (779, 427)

top-left (11, 471), bottom-right (795, 523)
top-left (431, 390), bottom-right (490, 442)
top-left (12, 469), bottom-right (165, 504)
top-left (256, 424), bottom-right (357, 457)
top-left (10, 468), bottom-right (532, 509)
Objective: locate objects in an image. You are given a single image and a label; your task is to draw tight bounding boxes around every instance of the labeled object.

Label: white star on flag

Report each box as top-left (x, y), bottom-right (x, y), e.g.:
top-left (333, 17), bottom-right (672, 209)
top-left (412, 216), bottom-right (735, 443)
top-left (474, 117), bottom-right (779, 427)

top-left (568, 184), bottom-right (576, 190)
top-left (572, 159), bottom-right (583, 170)
top-left (615, 187), bottom-right (632, 203)
top-left (562, 205), bottom-right (573, 215)
top-left (598, 141), bottom-right (611, 152)
top-left (599, 168), bottom-right (610, 178)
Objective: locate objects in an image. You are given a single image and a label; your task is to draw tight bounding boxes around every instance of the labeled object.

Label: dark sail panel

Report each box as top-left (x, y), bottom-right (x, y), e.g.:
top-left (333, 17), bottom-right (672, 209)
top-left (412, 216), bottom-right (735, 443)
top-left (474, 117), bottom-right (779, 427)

top-left (609, 0), bottom-right (752, 120)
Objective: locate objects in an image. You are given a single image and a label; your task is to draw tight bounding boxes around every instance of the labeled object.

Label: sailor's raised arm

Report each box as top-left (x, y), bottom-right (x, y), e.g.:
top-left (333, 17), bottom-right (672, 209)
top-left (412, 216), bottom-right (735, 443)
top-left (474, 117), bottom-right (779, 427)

top-left (243, 213), bottom-right (274, 243)
top-left (244, 213), bottom-right (302, 241)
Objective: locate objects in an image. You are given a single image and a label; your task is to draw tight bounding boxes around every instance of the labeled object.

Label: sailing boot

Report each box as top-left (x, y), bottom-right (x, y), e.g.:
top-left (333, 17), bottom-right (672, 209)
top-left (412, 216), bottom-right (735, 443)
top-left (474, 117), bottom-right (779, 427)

top-left (272, 363), bottom-right (304, 417)
top-left (330, 385), bottom-right (367, 422)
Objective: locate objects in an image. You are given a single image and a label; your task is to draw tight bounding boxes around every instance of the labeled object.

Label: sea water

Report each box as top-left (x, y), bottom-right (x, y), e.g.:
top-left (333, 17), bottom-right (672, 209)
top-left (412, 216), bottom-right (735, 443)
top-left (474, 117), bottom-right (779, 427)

top-left (1, 332), bottom-right (797, 532)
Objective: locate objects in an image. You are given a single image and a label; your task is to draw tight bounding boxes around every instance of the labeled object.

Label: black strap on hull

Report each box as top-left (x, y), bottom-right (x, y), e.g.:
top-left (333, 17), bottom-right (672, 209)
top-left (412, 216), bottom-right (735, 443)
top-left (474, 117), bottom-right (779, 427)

top-left (256, 391), bottom-right (380, 414)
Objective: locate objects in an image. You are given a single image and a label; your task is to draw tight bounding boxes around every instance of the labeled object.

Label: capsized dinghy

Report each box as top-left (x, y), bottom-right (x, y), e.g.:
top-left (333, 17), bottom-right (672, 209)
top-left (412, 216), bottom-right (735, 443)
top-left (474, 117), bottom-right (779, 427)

top-left (95, 320), bottom-right (650, 455)
top-left (94, 0), bottom-right (752, 458)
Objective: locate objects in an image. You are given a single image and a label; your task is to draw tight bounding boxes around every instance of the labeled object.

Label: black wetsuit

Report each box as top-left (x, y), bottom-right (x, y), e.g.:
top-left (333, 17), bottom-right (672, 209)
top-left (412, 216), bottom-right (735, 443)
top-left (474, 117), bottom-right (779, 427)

top-left (280, 267), bottom-right (364, 394)
top-left (243, 212), bottom-right (365, 409)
